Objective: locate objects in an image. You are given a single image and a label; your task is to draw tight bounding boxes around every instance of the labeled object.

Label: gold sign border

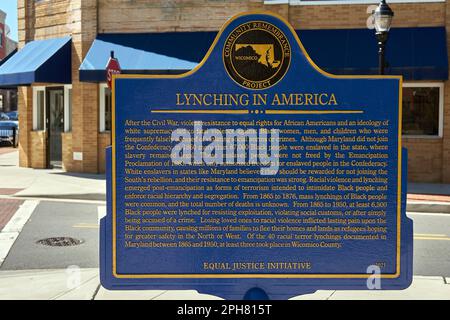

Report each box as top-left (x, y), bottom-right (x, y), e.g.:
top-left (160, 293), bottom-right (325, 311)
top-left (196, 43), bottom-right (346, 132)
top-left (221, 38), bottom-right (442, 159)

top-left (110, 10), bottom-right (403, 279)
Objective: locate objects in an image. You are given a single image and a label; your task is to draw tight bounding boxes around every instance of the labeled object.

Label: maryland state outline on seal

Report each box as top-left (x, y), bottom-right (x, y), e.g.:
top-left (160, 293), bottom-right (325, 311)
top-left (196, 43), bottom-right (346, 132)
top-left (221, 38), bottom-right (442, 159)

top-left (223, 21), bottom-right (291, 90)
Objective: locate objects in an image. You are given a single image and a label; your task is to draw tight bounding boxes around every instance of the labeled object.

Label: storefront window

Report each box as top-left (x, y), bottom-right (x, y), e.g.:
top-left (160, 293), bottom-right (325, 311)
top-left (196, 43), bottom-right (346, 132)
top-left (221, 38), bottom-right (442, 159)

top-left (33, 87), bottom-right (45, 130)
top-left (402, 84), bottom-right (442, 137)
top-left (100, 84), bottom-right (112, 132)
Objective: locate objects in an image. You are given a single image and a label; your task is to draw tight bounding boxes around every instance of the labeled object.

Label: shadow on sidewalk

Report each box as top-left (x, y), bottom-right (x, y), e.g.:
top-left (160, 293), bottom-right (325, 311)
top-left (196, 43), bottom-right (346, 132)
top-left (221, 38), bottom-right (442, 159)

top-left (49, 171), bottom-right (105, 181)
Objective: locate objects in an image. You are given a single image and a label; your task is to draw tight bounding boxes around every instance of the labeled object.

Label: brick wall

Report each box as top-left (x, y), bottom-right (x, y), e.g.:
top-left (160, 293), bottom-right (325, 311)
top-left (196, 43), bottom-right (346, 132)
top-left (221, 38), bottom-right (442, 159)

top-left (98, 132), bottom-right (111, 173)
top-left (444, 80), bottom-right (450, 182)
top-left (69, 1), bottom-right (99, 173)
top-left (18, 0), bottom-right (79, 43)
top-left (18, 86), bottom-right (31, 167)
top-left (403, 137), bottom-right (443, 182)
top-left (29, 131), bottom-right (46, 168)
top-left (97, 0), bottom-right (287, 33)
top-left (443, 3), bottom-right (450, 183)
top-left (62, 132), bottom-right (73, 171)
top-left (289, 3), bottom-right (445, 30)
top-left (96, 1), bottom-right (445, 33)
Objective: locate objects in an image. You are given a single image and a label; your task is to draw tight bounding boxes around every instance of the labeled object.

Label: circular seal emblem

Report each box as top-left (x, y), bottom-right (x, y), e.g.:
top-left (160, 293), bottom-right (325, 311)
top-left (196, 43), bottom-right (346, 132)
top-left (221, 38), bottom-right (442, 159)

top-left (223, 21), bottom-right (291, 90)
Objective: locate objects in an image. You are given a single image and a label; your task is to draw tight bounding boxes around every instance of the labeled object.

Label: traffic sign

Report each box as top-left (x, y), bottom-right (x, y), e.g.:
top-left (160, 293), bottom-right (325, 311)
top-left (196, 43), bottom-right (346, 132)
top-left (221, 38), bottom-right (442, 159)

top-left (106, 51), bottom-right (121, 89)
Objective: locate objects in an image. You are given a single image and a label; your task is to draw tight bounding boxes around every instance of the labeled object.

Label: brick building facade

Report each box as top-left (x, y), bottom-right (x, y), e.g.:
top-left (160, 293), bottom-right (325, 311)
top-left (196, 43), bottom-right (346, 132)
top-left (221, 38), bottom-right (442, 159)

top-left (0, 10), bottom-right (7, 60)
top-left (0, 9), bottom-right (18, 113)
top-left (4, 0), bottom-right (450, 182)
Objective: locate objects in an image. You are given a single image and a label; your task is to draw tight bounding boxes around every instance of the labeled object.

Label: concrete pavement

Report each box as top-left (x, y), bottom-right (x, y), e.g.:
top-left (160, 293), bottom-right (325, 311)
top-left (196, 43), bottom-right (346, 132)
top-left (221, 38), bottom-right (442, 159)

top-left (0, 151), bottom-right (105, 201)
top-left (0, 268), bottom-right (448, 300)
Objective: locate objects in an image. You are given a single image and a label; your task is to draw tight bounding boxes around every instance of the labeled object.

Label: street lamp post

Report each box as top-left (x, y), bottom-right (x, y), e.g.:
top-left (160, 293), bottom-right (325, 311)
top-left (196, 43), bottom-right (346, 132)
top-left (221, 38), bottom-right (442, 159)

top-left (373, 0), bottom-right (394, 75)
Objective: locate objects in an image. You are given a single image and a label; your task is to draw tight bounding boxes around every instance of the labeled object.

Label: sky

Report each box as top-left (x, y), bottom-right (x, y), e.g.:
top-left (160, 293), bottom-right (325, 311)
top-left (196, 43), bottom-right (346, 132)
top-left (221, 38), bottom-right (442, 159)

top-left (0, 0), bottom-right (18, 41)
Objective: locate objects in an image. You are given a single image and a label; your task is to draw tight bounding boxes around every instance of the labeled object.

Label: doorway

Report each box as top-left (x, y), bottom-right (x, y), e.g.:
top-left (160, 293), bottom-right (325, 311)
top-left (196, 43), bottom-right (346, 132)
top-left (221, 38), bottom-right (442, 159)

top-left (46, 87), bottom-right (64, 168)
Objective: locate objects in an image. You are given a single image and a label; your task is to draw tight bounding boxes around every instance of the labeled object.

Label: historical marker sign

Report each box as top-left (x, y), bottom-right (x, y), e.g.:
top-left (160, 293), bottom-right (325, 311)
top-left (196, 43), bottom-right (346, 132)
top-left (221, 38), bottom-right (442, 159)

top-left (100, 11), bottom-right (413, 299)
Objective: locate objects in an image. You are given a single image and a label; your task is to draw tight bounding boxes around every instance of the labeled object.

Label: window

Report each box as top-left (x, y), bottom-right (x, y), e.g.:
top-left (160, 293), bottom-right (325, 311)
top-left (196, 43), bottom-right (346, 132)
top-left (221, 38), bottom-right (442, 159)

top-left (33, 87), bottom-right (46, 130)
top-left (100, 84), bottom-right (112, 132)
top-left (64, 85), bottom-right (72, 132)
top-left (402, 83), bottom-right (443, 137)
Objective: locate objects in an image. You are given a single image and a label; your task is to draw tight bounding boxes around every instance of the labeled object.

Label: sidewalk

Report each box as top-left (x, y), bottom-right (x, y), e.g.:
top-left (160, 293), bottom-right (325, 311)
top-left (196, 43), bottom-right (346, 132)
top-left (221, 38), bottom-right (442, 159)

top-left (0, 268), bottom-right (448, 300)
top-left (0, 150), bottom-right (105, 201)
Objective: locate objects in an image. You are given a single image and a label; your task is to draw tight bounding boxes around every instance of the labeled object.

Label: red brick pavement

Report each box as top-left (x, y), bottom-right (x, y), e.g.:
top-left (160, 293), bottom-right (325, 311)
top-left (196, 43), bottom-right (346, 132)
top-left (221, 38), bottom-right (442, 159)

top-left (0, 146), bottom-right (16, 155)
top-left (0, 188), bottom-right (24, 195)
top-left (0, 199), bottom-right (24, 230)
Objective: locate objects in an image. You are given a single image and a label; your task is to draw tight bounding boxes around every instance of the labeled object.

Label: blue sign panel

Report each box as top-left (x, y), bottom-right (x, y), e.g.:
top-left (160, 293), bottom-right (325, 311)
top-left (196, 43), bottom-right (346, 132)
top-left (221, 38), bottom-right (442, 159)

top-left (100, 11), bottom-right (413, 299)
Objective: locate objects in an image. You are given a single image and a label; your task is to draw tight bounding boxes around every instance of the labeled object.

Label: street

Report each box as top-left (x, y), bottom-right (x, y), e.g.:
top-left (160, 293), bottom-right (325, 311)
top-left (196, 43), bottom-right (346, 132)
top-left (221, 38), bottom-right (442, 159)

top-left (0, 200), bottom-right (101, 270)
top-left (409, 212), bottom-right (450, 277)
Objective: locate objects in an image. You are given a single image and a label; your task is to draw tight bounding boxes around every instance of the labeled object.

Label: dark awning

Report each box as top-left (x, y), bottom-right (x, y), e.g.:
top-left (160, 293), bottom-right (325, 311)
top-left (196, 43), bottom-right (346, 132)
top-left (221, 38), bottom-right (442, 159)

top-left (0, 36), bottom-right (72, 86)
top-left (297, 27), bottom-right (448, 80)
top-left (79, 28), bottom-right (447, 82)
top-left (79, 32), bottom-right (216, 82)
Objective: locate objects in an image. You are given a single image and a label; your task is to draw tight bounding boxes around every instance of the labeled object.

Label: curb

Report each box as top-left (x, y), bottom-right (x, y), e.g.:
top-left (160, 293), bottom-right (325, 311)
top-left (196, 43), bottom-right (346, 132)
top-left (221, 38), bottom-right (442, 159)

top-left (407, 201), bottom-right (450, 213)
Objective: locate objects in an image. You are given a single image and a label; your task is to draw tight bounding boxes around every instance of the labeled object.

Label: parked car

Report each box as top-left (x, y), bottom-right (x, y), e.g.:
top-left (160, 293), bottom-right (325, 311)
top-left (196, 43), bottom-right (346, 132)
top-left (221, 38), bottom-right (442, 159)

top-left (0, 119), bottom-right (19, 147)
top-left (6, 111), bottom-right (18, 121)
top-left (0, 112), bottom-right (9, 121)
